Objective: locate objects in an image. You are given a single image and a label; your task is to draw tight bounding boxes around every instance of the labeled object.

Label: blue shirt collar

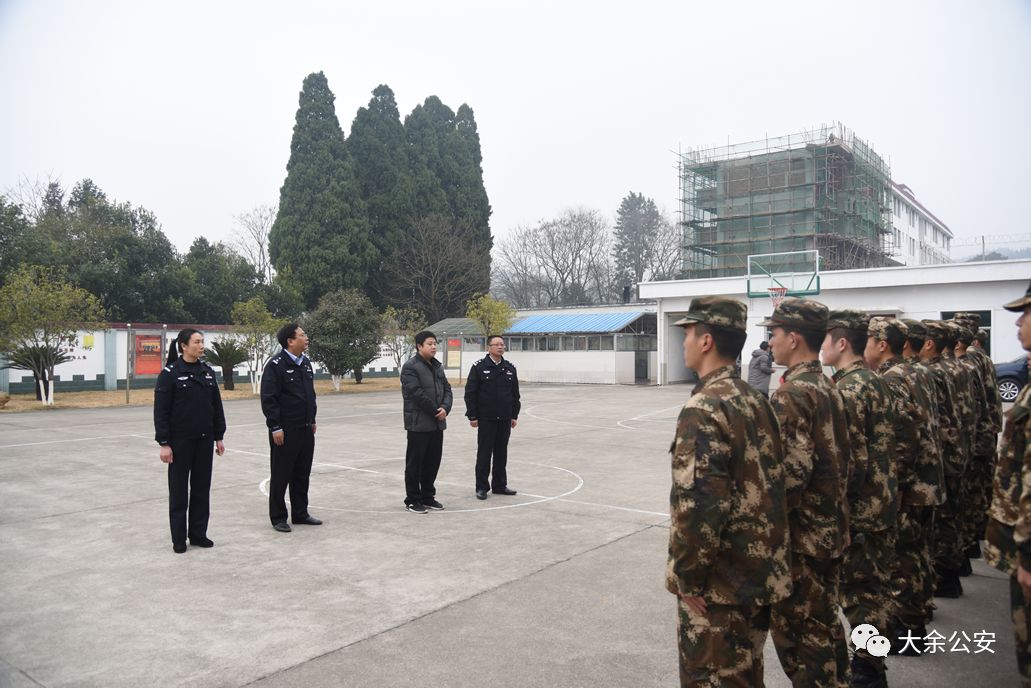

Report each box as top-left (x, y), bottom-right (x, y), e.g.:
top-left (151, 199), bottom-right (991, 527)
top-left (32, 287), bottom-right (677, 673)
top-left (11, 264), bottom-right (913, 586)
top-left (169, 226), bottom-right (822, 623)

top-left (284, 349), bottom-right (304, 365)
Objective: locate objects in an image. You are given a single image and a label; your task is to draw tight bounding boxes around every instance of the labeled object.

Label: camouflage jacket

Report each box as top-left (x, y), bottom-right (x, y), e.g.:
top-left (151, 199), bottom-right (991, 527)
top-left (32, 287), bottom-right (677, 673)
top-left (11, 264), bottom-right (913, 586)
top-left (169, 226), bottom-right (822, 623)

top-left (942, 351), bottom-right (975, 472)
top-left (885, 357), bottom-right (944, 506)
top-left (771, 359), bottom-right (851, 559)
top-left (985, 384), bottom-right (1031, 576)
top-left (666, 365), bottom-right (791, 606)
top-left (970, 344), bottom-right (1004, 433)
top-left (833, 360), bottom-right (896, 532)
top-left (925, 355), bottom-right (965, 478)
top-left (960, 352), bottom-right (994, 458)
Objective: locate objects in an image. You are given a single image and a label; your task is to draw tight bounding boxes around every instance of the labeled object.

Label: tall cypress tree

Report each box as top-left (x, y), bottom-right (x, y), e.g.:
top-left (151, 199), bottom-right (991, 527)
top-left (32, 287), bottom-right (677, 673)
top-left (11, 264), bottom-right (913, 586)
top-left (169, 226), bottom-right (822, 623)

top-left (346, 85), bottom-right (415, 307)
top-left (270, 72), bottom-right (375, 309)
top-left (403, 97), bottom-right (492, 310)
top-left (612, 191), bottom-right (663, 288)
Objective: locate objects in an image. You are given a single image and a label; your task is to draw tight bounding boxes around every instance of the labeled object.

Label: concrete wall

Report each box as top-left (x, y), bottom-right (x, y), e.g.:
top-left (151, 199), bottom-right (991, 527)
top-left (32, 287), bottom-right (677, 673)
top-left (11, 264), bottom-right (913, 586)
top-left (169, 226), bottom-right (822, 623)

top-left (642, 259), bottom-right (1031, 385)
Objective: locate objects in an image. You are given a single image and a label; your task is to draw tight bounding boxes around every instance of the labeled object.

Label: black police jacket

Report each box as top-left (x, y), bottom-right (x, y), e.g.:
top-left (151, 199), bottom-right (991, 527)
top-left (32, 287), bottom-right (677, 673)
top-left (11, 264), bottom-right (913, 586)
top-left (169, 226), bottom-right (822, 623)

top-left (260, 349), bottom-right (317, 431)
top-left (153, 358), bottom-right (227, 445)
top-left (464, 355), bottom-right (521, 421)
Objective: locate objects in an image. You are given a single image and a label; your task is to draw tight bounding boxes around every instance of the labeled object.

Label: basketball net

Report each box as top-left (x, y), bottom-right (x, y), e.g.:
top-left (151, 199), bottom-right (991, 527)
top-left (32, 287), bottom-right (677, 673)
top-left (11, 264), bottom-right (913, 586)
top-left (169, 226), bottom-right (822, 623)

top-left (768, 286), bottom-right (788, 309)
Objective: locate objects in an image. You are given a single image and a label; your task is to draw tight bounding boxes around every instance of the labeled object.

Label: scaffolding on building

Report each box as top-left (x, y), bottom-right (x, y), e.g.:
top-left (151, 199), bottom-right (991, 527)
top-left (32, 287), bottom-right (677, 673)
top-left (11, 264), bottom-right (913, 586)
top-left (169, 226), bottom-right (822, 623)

top-left (678, 122), bottom-right (896, 279)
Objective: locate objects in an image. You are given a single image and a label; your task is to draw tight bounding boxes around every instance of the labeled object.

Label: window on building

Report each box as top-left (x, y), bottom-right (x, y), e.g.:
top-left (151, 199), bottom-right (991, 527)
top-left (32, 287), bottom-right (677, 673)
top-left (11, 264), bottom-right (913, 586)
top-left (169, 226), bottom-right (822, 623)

top-left (587, 336), bottom-right (601, 351)
top-left (599, 335), bottom-right (615, 351)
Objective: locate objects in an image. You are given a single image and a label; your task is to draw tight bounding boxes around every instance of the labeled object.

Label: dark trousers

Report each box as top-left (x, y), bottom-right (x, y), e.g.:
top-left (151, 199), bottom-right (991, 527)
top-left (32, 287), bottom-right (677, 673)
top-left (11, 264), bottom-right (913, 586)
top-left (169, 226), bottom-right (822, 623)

top-left (268, 425), bottom-right (315, 524)
top-left (405, 429), bottom-right (443, 505)
top-left (167, 437), bottom-right (214, 544)
top-left (476, 420), bottom-right (511, 491)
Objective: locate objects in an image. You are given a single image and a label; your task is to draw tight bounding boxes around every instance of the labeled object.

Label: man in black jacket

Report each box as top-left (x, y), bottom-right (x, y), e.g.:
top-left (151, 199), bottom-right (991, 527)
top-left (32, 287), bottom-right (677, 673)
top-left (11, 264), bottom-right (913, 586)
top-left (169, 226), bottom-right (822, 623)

top-left (261, 323), bottom-right (321, 532)
top-left (465, 335), bottom-right (521, 500)
top-left (400, 330), bottom-right (453, 514)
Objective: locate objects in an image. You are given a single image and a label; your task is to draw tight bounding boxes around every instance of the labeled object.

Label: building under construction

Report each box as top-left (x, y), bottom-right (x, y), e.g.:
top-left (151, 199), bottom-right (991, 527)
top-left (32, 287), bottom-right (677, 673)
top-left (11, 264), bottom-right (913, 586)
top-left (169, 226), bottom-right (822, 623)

top-left (678, 123), bottom-right (897, 279)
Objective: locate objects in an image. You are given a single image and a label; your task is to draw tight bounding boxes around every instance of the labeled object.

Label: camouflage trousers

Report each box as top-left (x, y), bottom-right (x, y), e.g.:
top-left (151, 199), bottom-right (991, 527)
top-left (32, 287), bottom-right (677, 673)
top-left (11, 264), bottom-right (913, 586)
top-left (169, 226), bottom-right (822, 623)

top-left (962, 453), bottom-right (994, 552)
top-left (934, 475), bottom-right (966, 574)
top-left (772, 554), bottom-right (848, 688)
top-left (842, 527), bottom-right (896, 669)
top-left (677, 598), bottom-right (771, 687)
top-left (1010, 575), bottom-right (1031, 687)
top-left (889, 505), bottom-right (934, 628)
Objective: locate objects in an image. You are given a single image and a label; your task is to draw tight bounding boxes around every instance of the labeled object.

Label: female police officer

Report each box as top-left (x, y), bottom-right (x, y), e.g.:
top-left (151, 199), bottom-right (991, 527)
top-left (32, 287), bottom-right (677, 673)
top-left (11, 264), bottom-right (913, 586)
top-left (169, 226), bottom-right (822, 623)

top-left (154, 328), bottom-right (227, 553)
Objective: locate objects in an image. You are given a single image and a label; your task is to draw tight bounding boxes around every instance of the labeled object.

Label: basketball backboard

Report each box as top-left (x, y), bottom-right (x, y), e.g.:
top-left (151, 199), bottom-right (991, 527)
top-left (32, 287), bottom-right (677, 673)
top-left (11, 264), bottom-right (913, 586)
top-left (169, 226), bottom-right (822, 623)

top-left (746, 250), bottom-right (821, 298)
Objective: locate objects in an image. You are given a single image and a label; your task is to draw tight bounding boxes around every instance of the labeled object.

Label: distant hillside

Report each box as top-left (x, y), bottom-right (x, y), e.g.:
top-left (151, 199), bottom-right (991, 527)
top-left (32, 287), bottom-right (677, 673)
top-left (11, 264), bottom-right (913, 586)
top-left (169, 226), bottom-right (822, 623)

top-left (955, 244), bottom-right (1031, 262)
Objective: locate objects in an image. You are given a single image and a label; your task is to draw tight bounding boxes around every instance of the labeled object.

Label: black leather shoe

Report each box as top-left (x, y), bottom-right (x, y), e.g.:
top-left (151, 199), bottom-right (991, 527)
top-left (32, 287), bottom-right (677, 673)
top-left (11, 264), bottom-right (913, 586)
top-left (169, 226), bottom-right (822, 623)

top-left (493, 487), bottom-right (517, 496)
top-left (476, 489), bottom-right (488, 500)
top-left (173, 542), bottom-right (187, 554)
top-left (958, 557), bottom-right (972, 577)
top-left (293, 515), bottom-right (322, 525)
top-left (189, 536), bottom-right (214, 548)
top-left (935, 574), bottom-right (963, 598)
top-left (273, 522), bottom-right (292, 533)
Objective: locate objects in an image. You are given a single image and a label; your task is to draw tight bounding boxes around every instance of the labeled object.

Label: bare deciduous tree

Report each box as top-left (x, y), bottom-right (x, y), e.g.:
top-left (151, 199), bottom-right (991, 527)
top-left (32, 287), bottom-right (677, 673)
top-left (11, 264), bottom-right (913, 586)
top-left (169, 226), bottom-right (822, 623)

top-left (385, 214), bottom-right (489, 324)
top-left (233, 204), bottom-right (277, 285)
top-left (492, 208), bottom-right (615, 308)
top-left (648, 215), bottom-right (683, 282)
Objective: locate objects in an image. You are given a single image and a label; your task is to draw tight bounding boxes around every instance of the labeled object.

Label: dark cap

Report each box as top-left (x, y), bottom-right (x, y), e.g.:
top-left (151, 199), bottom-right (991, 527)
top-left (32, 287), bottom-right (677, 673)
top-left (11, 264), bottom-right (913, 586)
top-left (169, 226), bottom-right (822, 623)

top-left (949, 319), bottom-right (974, 344)
top-left (1004, 281), bottom-right (1031, 312)
top-left (954, 312), bottom-right (981, 326)
top-left (901, 318), bottom-right (926, 337)
top-left (868, 316), bottom-right (908, 341)
top-left (757, 297), bottom-right (828, 332)
top-left (921, 319), bottom-right (949, 340)
top-left (673, 295), bottom-right (747, 333)
top-left (827, 309), bottom-right (870, 332)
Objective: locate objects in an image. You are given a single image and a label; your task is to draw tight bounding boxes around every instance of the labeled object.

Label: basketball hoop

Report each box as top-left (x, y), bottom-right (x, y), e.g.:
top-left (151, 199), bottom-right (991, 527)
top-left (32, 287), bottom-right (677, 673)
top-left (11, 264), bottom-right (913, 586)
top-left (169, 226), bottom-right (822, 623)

top-left (767, 286), bottom-right (788, 309)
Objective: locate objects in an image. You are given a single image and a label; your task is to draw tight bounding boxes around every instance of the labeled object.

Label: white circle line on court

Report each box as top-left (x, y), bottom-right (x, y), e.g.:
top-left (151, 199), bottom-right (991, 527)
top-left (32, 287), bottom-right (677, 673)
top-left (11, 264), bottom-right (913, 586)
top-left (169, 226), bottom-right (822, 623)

top-left (257, 459), bottom-right (584, 515)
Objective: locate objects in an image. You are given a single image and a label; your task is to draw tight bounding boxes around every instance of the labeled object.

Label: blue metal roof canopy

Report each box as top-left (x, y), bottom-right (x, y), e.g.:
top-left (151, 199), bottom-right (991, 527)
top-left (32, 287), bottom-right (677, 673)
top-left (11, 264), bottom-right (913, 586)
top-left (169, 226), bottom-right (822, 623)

top-left (506, 312), bottom-right (644, 334)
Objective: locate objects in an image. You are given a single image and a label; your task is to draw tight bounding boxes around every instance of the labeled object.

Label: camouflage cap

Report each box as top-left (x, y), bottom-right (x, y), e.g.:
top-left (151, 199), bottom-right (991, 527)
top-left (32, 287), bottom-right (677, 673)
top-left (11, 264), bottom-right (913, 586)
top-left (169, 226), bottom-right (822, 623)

top-left (826, 309), bottom-right (870, 332)
top-left (756, 297), bottom-right (828, 332)
top-left (1004, 281), bottom-right (1031, 312)
top-left (867, 316), bottom-right (908, 341)
top-left (673, 295), bottom-right (747, 333)
top-left (954, 311), bottom-right (981, 326)
top-left (942, 320), bottom-right (966, 344)
top-left (901, 318), bottom-right (926, 337)
top-left (949, 319), bottom-right (974, 344)
top-left (921, 319), bottom-right (949, 340)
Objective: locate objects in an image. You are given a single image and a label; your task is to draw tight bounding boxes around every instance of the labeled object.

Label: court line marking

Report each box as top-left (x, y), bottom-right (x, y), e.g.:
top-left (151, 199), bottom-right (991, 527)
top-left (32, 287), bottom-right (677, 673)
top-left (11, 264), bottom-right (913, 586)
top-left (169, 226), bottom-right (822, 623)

top-left (615, 404), bottom-right (683, 430)
top-left (242, 450), bottom-right (665, 519)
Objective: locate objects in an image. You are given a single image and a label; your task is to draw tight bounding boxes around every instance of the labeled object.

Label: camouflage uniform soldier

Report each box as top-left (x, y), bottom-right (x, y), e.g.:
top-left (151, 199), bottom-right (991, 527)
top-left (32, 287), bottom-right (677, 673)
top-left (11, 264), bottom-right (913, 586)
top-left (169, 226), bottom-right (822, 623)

top-left (900, 319), bottom-right (947, 628)
top-left (759, 298), bottom-right (851, 687)
top-left (983, 282), bottom-right (1031, 686)
top-left (868, 318), bottom-right (942, 655)
top-left (667, 296), bottom-right (791, 687)
top-left (951, 318), bottom-right (994, 571)
top-left (821, 310), bottom-right (895, 687)
top-left (956, 312), bottom-right (1004, 560)
top-left (920, 320), bottom-right (968, 599)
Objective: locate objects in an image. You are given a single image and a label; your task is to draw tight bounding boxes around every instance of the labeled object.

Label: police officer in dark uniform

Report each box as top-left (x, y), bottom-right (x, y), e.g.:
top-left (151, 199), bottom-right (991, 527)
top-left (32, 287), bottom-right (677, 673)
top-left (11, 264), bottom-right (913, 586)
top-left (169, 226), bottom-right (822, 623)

top-left (154, 328), bottom-right (226, 554)
top-left (464, 335), bottom-right (521, 500)
top-left (262, 323), bottom-right (321, 533)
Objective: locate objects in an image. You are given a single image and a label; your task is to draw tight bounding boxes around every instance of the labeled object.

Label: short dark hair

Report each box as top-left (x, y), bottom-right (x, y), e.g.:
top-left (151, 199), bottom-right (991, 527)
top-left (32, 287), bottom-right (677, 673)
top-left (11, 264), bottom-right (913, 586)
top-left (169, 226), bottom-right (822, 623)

top-left (277, 323), bottom-right (300, 349)
top-left (882, 328), bottom-right (906, 356)
top-left (926, 334), bottom-right (947, 354)
top-left (486, 335), bottom-right (504, 345)
top-left (693, 323), bottom-right (747, 360)
top-left (828, 327), bottom-right (867, 357)
top-left (784, 327), bottom-right (824, 353)
top-left (759, 341), bottom-right (769, 350)
top-left (415, 330), bottom-right (437, 347)
top-left (907, 334), bottom-right (926, 352)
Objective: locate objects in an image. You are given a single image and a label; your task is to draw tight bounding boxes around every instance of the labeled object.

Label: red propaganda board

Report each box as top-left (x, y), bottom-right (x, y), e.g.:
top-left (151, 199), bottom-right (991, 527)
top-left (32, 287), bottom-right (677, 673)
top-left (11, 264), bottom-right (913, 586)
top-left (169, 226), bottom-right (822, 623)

top-left (135, 335), bottom-right (163, 375)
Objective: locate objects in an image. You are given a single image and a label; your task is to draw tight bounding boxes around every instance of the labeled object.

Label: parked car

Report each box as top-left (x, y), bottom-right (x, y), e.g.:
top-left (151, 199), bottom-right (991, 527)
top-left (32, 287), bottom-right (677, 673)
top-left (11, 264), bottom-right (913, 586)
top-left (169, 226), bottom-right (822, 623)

top-left (996, 355), bottom-right (1030, 403)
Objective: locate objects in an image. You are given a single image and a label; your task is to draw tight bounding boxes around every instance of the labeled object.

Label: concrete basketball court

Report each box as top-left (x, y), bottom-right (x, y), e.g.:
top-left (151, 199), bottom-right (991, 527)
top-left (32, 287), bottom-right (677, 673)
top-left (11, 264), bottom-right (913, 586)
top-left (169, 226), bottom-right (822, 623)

top-left (0, 383), bottom-right (1018, 687)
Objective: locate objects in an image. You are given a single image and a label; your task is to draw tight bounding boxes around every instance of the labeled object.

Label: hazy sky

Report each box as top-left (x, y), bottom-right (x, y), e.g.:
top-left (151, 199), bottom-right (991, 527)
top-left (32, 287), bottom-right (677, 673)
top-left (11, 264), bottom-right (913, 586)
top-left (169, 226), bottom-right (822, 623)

top-left (2, 0), bottom-right (1029, 256)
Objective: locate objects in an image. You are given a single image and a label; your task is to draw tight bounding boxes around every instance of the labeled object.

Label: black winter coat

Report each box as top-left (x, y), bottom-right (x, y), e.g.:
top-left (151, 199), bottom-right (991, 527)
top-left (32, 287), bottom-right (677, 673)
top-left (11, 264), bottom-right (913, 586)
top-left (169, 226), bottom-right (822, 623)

top-left (153, 358), bottom-right (226, 445)
top-left (401, 354), bottom-right (453, 432)
top-left (260, 350), bottom-right (317, 431)
top-left (464, 355), bottom-right (521, 421)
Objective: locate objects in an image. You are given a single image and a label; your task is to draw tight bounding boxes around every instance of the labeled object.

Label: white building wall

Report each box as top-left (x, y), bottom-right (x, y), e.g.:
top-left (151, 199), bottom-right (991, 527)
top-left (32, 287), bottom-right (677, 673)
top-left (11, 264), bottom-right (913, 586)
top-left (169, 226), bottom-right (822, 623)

top-left (643, 259), bottom-right (1031, 385)
top-left (889, 184), bottom-right (952, 266)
